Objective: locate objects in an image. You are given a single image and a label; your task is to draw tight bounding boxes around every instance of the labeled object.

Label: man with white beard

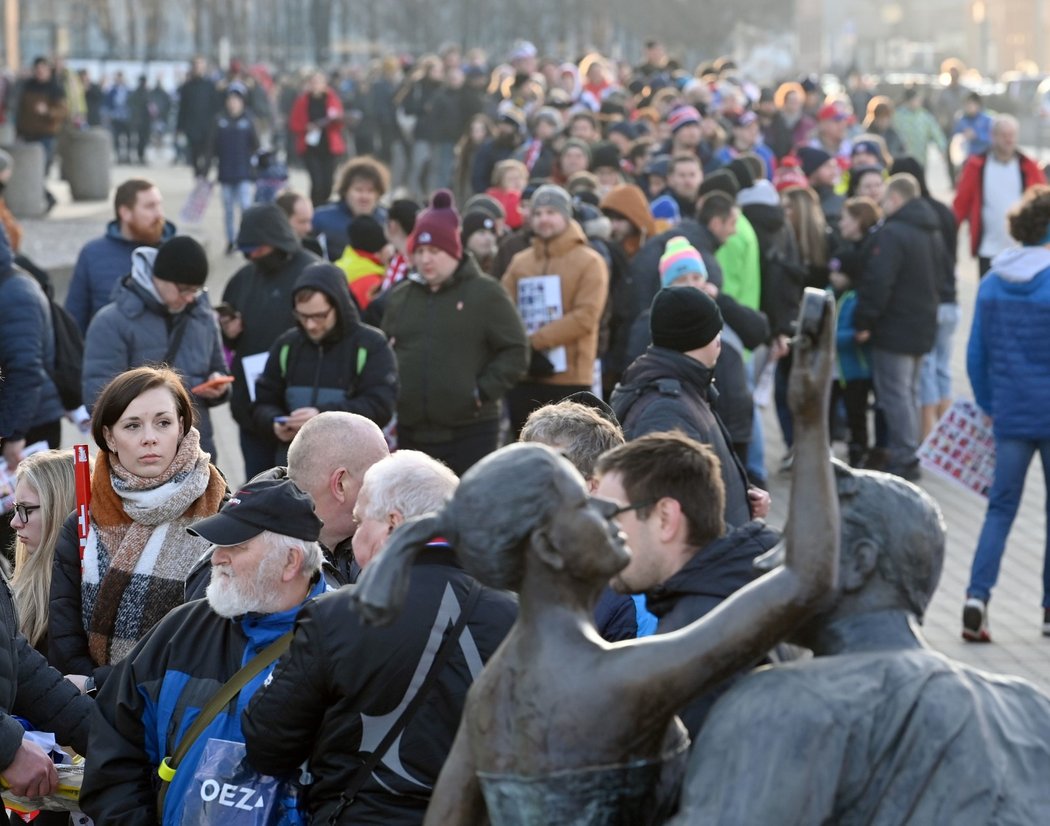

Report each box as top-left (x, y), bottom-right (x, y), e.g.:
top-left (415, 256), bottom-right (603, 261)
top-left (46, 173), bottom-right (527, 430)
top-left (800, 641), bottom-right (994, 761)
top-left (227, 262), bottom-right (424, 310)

top-left (81, 478), bottom-right (328, 825)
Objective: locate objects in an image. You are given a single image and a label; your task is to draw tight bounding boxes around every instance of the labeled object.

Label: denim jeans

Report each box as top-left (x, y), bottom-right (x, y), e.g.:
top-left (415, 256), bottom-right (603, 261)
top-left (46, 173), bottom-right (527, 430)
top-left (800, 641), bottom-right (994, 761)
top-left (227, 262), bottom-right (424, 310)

top-left (222, 180), bottom-right (254, 246)
top-left (871, 348), bottom-right (922, 472)
top-left (919, 303), bottom-right (960, 405)
top-left (968, 437), bottom-right (1050, 608)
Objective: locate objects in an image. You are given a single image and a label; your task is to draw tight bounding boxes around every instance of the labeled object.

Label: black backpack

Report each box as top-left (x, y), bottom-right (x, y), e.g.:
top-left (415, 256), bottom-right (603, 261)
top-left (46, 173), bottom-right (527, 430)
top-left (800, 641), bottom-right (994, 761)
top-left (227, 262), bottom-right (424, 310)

top-left (25, 263), bottom-right (84, 410)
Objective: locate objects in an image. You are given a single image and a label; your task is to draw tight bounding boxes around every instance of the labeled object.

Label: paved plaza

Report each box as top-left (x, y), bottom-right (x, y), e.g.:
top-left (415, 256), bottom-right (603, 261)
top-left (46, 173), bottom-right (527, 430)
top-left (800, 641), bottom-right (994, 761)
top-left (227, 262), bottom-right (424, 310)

top-left (35, 149), bottom-right (1050, 691)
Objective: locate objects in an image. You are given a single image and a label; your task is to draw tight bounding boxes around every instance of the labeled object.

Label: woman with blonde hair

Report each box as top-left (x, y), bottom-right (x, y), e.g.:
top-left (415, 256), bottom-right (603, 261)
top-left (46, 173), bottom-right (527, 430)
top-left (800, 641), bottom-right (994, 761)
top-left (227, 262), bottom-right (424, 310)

top-left (8, 450), bottom-right (77, 652)
top-left (782, 186), bottom-right (831, 289)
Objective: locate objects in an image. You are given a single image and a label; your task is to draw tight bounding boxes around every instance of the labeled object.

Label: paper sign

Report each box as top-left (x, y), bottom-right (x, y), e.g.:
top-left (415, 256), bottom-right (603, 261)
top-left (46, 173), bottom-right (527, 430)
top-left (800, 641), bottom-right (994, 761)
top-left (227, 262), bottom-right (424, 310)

top-left (517, 275), bottom-right (567, 373)
top-left (917, 399), bottom-right (996, 497)
top-left (240, 352), bottom-right (270, 403)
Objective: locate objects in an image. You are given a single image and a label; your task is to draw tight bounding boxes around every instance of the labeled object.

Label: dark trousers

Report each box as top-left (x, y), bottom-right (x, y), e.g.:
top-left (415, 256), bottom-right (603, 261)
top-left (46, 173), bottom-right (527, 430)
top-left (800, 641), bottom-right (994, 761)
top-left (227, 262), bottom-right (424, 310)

top-left (979, 256), bottom-right (993, 278)
top-left (838, 378), bottom-right (873, 452)
top-left (111, 119), bottom-right (131, 161)
top-left (304, 147), bottom-right (337, 206)
top-left (186, 136), bottom-right (210, 178)
top-left (507, 382), bottom-right (592, 440)
top-left (240, 429), bottom-right (278, 482)
top-left (399, 419), bottom-right (500, 477)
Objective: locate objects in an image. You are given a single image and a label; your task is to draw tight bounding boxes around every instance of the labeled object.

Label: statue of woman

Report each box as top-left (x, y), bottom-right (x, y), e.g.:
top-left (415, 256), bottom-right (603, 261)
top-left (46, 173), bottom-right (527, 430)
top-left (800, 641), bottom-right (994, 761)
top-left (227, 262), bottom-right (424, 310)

top-left (353, 294), bottom-right (840, 824)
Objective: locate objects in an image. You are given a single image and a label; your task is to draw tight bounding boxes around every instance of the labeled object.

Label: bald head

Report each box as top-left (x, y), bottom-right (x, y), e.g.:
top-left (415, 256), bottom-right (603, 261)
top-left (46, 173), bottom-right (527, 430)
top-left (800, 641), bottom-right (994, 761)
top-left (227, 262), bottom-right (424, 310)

top-left (287, 412), bottom-right (390, 549)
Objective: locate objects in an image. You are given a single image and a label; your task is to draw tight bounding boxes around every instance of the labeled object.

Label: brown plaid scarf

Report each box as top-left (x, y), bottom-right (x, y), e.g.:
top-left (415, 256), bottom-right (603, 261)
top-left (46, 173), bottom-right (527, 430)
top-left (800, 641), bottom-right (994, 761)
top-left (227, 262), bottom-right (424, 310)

top-left (82, 428), bottom-right (226, 666)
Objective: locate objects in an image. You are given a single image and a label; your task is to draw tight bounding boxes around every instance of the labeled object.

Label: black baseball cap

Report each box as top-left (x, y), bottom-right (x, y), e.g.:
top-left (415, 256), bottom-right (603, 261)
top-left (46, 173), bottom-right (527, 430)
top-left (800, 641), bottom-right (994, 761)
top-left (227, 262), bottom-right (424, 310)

top-left (187, 478), bottom-right (322, 545)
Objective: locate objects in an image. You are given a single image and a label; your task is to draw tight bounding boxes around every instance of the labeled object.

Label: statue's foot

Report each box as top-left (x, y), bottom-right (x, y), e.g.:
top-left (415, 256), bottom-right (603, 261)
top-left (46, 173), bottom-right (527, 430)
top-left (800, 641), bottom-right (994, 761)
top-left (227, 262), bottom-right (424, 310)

top-left (962, 597), bottom-right (991, 643)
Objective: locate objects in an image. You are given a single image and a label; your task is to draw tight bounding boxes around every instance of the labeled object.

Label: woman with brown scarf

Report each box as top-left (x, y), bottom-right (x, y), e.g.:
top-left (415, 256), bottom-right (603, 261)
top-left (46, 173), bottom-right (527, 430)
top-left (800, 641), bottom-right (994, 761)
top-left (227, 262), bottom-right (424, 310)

top-left (47, 367), bottom-right (226, 690)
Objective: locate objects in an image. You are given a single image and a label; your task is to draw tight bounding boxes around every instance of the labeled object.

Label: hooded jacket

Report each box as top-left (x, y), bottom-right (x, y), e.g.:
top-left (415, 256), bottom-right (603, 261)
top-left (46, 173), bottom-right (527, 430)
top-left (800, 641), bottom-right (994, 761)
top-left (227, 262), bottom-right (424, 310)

top-left (382, 254), bottom-right (528, 434)
top-left (82, 248), bottom-right (229, 457)
top-left (243, 548), bottom-right (516, 825)
top-left (222, 204), bottom-right (320, 428)
top-left (600, 184), bottom-right (657, 259)
top-left (646, 520), bottom-right (780, 737)
top-left (611, 346), bottom-right (752, 529)
top-left (0, 243), bottom-right (62, 439)
top-left (65, 219), bottom-right (178, 334)
top-left (968, 246), bottom-right (1050, 439)
top-left (854, 198), bottom-right (944, 355)
top-left (502, 220), bottom-right (610, 387)
top-left (251, 263), bottom-right (398, 437)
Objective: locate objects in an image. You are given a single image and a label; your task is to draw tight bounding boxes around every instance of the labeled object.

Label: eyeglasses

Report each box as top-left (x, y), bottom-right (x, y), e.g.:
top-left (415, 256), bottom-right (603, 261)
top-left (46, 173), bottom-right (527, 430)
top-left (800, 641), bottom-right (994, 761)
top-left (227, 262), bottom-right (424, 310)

top-left (602, 497), bottom-right (658, 519)
top-left (293, 306), bottom-right (334, 324)
top-left (12, 503), bottom-right (41, 523)
top-left (174, 284), bottom-right (202, 297)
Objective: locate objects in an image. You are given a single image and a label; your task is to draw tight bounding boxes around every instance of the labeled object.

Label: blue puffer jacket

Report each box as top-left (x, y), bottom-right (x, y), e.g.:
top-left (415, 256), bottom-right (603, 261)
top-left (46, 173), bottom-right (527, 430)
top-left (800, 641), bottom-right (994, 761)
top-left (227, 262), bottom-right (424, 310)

top-left (80, 577), bottom-right (327, 825)
top-left (209, 112), bottom-right (259, 183)
top-left (82, 247), bottom-right (229, 457)
top-left (968, 246), bottom-right (1050, 439)
top-left (65, 219), bottom-right (177, 333)
top-left (0, 262), bottom-right (63, 439)
top-left (311, 202), bottom-right (388, 262)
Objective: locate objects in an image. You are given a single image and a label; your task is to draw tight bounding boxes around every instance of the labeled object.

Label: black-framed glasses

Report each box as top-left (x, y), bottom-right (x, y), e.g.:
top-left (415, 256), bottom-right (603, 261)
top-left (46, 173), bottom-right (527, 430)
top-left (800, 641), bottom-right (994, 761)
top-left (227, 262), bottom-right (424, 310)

top-left (12, 503), bottom-right (41, 523)
top-left (293, 306), bottom-right (334, 324)
top-left (598, 497), bottom-right (658, 520)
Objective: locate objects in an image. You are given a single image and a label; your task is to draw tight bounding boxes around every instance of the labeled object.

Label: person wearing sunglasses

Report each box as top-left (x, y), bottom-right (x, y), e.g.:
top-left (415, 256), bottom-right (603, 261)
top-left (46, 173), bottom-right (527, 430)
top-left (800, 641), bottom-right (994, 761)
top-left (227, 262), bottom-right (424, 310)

top-left (82, 235), bottom-right (230, 460)
top-left (250, 262), bottom-right (397, 467)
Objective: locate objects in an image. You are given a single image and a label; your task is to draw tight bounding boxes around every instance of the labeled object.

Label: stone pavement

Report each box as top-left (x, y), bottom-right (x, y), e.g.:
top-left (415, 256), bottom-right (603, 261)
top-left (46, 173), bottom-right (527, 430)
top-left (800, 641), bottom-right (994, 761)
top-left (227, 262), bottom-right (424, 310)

top-left (39, 148), bottom-right (1050, 691)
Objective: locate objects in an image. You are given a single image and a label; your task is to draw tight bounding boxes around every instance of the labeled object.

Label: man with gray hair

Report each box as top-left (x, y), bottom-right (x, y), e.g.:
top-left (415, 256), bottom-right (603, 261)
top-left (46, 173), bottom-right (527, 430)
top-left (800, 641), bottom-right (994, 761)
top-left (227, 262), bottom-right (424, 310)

top-left (244, 455), bottom-right (517, 824)
top-left (351, 449), bottom-right (459, 570)
top-left (954, 113), bottom-right (1046, 276)
top-left (82, 478), bottom-right (329, 824)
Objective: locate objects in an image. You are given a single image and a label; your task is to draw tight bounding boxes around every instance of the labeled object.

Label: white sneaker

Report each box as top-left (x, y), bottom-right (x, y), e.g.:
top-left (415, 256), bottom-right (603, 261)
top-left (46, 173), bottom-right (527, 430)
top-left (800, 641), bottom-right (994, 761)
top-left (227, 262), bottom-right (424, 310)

top-left (962, 597), bottom-right (991, 643)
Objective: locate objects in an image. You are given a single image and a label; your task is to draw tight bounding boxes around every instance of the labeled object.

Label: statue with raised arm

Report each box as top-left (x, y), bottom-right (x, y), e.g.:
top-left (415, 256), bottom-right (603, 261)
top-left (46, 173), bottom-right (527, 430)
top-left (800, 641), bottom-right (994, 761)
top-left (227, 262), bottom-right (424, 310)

top-left (351, 293), bottom-right (840, 825)
top-left (669, 463), bottom-right (1050, 825)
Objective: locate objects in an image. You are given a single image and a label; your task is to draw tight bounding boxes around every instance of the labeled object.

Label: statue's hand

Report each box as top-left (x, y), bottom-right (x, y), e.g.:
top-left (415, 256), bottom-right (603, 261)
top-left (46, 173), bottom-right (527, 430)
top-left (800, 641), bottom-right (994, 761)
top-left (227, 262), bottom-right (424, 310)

top-left (787, 289), bottom-right (836, 424)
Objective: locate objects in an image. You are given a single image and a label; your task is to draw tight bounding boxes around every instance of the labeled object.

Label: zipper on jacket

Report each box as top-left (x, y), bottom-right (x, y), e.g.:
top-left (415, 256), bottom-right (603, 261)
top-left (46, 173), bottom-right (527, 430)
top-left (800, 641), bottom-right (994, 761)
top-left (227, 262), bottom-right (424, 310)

top-left (423, 291), bottom-right (433, 424)
top-left (310, 342), bottom-right (324, 408)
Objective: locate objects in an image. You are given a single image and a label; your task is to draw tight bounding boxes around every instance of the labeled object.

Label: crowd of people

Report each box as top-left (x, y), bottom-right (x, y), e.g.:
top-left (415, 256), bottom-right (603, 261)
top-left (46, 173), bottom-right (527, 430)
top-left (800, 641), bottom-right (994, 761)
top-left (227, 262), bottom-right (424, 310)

top-left (0, 39), bottom-right (1049, 824)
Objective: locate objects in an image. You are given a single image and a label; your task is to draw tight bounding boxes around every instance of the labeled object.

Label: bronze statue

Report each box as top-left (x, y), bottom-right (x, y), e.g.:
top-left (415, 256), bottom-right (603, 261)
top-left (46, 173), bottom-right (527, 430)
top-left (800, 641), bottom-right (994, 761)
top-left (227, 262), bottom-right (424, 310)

top-left (669, 463), bottom-right (1050, 825)
top-left (352, 295), bottom-right (840, 825)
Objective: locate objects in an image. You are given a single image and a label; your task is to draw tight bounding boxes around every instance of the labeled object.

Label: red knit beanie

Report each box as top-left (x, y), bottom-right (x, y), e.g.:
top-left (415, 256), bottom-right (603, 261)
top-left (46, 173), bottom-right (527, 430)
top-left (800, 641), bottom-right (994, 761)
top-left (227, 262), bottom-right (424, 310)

top-left (408, 189), bottom-right (462, 260)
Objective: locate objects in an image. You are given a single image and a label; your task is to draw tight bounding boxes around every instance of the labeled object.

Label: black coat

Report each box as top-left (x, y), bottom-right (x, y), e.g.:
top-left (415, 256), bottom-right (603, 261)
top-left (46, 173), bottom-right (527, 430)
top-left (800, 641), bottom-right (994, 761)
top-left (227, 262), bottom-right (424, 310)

top-left (611, 347), bottom-right (752, 529)
top-left (250, 263), bottom-right (398, 439)
top-left (854, 198), bottom-right (943, 355)
top-left (646, 521), bottom-right (780, 738)
top-left (223, 206), bottom-right (320, 428)
top-left (49, 514), bottom-right (114, 689)
top-left (176, 76), bottom-right (218, 142)
top-left (744, 201), bottom-right (805, 338)
top-left (0, 580), bottom-right (92, 775)
top-left (243, 548), bottom-right (517, 825)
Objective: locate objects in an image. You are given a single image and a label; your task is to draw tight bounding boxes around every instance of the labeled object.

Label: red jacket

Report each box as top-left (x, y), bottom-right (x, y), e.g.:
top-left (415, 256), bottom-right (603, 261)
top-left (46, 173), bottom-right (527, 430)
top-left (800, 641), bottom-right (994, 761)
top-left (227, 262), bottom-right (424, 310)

top-left (288, 89), bottom-right (346, 157)
top-left (953, 151), bottom-right (1045, 256)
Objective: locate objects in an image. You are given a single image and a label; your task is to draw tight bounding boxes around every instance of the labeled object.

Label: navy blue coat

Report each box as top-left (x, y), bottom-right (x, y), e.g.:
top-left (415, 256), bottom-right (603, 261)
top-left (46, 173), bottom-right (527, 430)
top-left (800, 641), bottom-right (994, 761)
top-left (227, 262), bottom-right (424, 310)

top-left (209, 111), bottom-right (260, 183)
top-left (0, 267), bottom-right (62, 439)
top-left (65, 220), bottom-right (177, 333)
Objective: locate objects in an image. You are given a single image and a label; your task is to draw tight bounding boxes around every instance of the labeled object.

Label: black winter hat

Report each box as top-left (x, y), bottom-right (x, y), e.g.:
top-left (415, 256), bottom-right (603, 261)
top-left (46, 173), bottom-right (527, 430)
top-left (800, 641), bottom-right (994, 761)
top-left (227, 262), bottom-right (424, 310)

top-left (187, 478), bottom-right (322, 545)
top-left (726, 158), bottom-right (755, 191)
top-left (348, 215), bottom-right (387, 254)
top-left (797, 146), bottom-right (833, 178)
top-left (699, 169), bottom-right (739, 199)
top-left (153, 236), bottom-right (209, 286)
top-left (590, 141), bottom-right (622, 172)
top-left (461, 211), bottom-right (497, 245)
top-left (650, 286), bottom-right (723, 353)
